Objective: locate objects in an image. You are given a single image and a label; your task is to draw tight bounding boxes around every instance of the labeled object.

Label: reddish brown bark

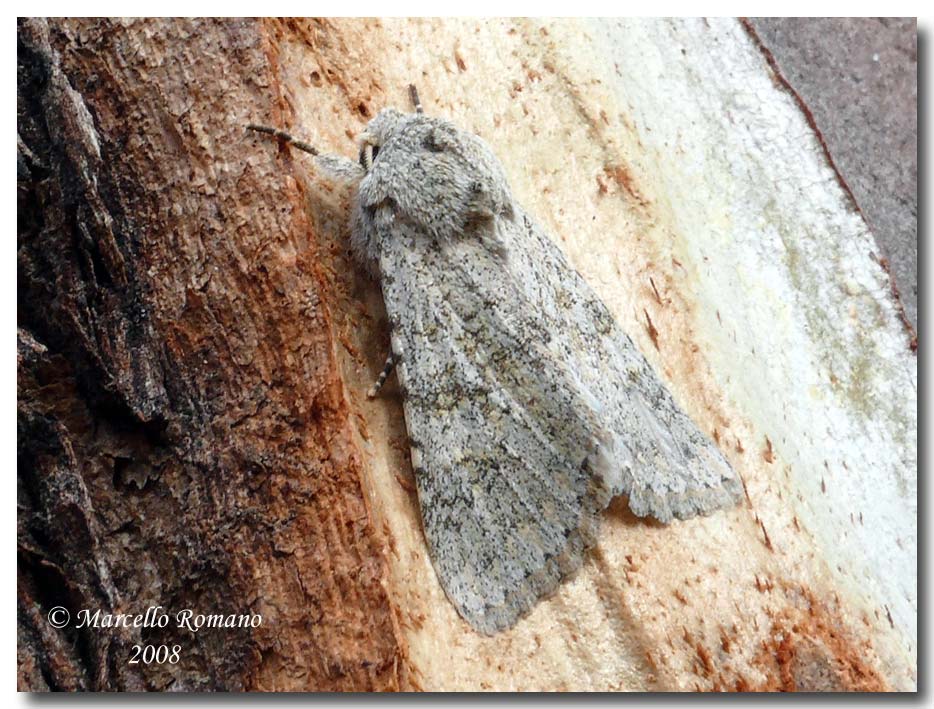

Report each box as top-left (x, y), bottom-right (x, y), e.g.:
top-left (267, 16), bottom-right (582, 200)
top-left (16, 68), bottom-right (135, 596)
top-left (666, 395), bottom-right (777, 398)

top-left (17, 17), bottom-right (401, 691)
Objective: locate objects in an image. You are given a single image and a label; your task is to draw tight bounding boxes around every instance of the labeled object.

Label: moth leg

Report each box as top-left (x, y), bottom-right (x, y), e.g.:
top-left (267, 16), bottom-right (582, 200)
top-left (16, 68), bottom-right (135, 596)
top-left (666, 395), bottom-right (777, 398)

top-left (367, 352), bottom-right (396, 399)
top-left (246, 124), bottom-right (319, 156)
top-left (408, 84), bottom-right (424, 114)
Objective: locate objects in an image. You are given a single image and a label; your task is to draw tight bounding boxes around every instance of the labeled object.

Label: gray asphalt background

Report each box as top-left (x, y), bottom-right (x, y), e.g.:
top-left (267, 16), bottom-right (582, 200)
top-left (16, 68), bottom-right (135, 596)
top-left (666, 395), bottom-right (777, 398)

top-left (750, 18), bottom-right (918, 332)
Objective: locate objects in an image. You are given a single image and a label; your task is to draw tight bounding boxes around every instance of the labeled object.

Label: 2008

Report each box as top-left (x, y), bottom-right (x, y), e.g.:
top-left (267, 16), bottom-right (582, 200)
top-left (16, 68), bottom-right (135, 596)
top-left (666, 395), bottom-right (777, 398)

top-left (129, 644), bottom-right (180, 664)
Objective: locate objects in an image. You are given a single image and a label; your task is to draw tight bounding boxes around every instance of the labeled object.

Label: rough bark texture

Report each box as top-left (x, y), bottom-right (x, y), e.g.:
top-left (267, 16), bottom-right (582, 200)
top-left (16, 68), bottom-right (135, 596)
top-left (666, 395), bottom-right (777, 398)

top-left (17, 17), bottom-right (401, 691)
top-left (18, 17), bottom-right (915, 692)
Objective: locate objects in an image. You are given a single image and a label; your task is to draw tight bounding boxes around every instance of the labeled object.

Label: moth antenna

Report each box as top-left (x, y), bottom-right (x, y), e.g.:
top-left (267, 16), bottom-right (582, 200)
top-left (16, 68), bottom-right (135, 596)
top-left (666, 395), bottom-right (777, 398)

top-left (408, 84), bottom-right (424, 114)
top-left (246, 124), bottom-right (319, 156)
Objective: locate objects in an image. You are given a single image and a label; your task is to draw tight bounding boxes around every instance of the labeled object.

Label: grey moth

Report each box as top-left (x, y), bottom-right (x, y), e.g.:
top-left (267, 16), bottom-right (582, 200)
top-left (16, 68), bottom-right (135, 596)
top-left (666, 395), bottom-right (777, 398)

top-left (249, 86), bottom-right (741, 634)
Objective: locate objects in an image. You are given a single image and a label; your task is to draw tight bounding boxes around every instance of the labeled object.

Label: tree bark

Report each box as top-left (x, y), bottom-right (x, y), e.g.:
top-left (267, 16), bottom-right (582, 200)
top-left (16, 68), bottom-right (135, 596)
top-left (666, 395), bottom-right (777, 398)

top-left (17, 17), bottom-right (915, 692)
top-left (18, 17), bottom-right (401, 691)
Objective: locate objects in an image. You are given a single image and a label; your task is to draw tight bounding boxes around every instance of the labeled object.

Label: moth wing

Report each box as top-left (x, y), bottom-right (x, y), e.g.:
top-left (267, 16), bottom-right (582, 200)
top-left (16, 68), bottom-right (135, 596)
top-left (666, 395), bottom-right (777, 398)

top-left (503, 208), bottom-right (743, 523)
top-left (378, 214), bottom-right (619, 634)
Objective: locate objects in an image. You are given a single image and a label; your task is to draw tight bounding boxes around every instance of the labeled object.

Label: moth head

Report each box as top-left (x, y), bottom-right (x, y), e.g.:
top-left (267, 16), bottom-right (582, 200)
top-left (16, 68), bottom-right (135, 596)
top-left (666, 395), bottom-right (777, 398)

top-left (357, 109), bottom-right (514, 246)
top-left (351, 107), bottom-right (514, 276)
top-left (356, 108), bottom-right (408, 173)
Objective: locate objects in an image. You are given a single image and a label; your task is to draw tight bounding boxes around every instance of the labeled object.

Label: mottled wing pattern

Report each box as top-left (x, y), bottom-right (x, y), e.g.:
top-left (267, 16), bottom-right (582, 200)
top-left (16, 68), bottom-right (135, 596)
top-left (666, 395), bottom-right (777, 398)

top-left (503, 207), bottom-right (743, 523)
top-left (377, 213), bottom-right (621, 634)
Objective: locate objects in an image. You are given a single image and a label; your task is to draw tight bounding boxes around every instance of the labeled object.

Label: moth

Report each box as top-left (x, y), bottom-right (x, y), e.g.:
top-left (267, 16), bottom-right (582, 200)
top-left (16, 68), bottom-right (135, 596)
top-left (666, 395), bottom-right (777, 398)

top-left (249, 86), bottom-right (742, 634)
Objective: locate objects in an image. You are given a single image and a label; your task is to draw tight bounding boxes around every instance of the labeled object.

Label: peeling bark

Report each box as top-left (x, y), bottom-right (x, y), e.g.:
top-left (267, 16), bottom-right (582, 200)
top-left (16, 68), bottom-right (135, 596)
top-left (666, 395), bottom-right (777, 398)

top-left (17, 17), bottom-right (400, 691)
